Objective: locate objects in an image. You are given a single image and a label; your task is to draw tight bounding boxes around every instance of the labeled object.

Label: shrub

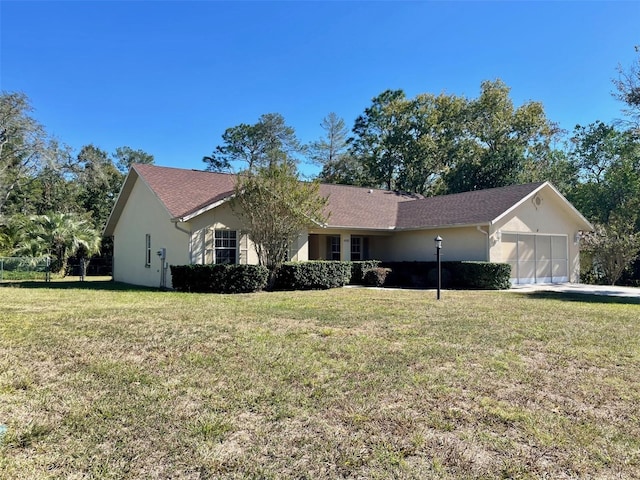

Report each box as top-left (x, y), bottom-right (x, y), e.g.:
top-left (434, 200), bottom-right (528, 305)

top-left (363, 267), bottom-right (391, 287)
top-left (170, 264), bottom-right (268, 293)
top-left (273, 261), bottom-right (352, 290)
top-left (452, 262), bottom-right (511, 290)
top-left (349, 260), bottom-right (381, 284)
top-left (381, 261), bottom-right (511, 290)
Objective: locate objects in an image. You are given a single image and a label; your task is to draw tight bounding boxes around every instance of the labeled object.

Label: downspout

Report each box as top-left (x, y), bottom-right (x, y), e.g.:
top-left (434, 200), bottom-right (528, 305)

top-left (174, 220), bottom-right (191, 262)
top-left (174, 221), bottom-right (190, 234)
top-left (477, 226), bottom-right (490, 261)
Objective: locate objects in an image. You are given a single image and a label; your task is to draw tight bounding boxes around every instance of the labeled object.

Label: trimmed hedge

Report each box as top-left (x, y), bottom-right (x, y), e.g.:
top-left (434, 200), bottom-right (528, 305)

top-left (381, 261), bottom-right (511, 290)
top-left (451, 261), bottom-right (512, 290)
top-left (170, 260), bottom-right (510, 293)
top-left (170, 264), bottom-right (269, 293)
top-left (273, 261), bottom-right (352, 290)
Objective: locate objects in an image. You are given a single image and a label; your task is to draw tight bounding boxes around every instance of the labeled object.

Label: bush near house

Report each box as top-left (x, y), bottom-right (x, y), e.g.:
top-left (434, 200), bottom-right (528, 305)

top-left (363, 267), bottom-right (392, 287)
top-left (381, 261), bottom-right (511, 290)
top-left (171, 260), bottom-right (510, 293)
top-left (170, 264), bottom-right (268, 293)
top-left (273, 261), bottom-right (352, 290)
top-left (347, 260), bottom-right (381, 285)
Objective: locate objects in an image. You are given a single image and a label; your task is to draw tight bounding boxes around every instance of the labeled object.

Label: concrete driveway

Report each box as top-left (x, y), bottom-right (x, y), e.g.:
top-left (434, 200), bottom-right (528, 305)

top-left (509, 283), bottom-right (640, 299)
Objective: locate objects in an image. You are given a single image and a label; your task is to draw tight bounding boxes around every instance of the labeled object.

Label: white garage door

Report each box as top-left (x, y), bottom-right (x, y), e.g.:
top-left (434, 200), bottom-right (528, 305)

top-left (501, 233), bottom-right (568, 284)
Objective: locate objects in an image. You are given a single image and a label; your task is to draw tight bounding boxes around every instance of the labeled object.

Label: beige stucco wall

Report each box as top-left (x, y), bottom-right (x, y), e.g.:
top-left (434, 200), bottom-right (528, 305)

top-left (386, 226), bottom-right (489, 262)
top-left (112, 179), bottom-right (190, 288)
top-left (490, 185), bottom-right (583, 282)
top-left (188, 202), bottom-right (309, 265)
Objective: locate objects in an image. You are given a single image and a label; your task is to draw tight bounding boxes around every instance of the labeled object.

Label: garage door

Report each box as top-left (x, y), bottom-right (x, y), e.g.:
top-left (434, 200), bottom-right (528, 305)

top-left (501, 233), bottom-right (568, 284)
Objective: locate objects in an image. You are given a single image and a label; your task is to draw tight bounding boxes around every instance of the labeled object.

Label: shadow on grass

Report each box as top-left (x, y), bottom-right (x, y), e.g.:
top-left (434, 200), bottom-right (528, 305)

top-left (514, 291), bottom-right (640, 306)
top-left (0, 279), bottom-right (161, 292)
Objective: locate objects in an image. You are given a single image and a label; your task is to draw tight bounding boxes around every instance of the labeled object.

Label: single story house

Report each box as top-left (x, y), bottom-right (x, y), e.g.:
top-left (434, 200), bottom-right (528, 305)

top-left (104, 164), bottom-right (593, 288)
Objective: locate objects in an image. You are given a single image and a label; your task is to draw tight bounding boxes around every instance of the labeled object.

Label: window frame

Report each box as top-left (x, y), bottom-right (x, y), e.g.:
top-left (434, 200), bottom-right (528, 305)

top-left (329, 235), bottom-right (341, 261)
top-left (351, 236), bottom-right (362, 261)
top-left (214, 229), bottom-right (238, 264)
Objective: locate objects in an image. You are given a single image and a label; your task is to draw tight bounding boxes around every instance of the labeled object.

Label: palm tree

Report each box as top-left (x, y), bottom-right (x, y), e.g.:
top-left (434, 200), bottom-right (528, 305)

top-left (12, 213), bottom-right (101, 275)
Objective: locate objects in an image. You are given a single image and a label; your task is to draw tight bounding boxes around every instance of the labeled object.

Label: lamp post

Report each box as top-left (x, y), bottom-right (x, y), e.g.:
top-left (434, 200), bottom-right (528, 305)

top-left (434, 235), bottom-right (442, 300)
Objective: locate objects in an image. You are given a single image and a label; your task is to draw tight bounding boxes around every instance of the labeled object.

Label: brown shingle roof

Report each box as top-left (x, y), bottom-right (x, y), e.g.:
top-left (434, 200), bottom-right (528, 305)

top-left (129, 164), bottom-right (546, 229)
top-left (319, 184), bottom-right (416, 229)
top-left (134, 164), bottom-right (236, 219)
top-left (396, 182), bottom-right (545, 229)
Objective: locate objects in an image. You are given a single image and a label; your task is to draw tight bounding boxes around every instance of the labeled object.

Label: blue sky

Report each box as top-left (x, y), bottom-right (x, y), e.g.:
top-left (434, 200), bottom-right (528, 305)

top-left (1, 1), bottom-right (639, 177)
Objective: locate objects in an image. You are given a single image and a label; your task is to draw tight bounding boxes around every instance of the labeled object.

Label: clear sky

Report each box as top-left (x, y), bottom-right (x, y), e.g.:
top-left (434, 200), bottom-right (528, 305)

top-left (1, 1), bottom-right (638, 177)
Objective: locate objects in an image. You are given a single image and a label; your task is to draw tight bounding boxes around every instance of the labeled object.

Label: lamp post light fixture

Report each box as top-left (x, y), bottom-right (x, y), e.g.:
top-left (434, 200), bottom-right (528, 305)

top-left (434, 235), bottom-right (442, 300)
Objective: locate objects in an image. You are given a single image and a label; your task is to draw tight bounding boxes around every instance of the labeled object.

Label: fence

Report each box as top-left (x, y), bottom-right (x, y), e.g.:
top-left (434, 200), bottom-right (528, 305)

top-left (0, 257), bottom-right (51, 282)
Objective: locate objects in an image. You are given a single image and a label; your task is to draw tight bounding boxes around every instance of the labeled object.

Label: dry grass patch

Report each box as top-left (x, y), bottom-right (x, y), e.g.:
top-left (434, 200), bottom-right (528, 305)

top-left (0, 285), bottom-right (639, 478)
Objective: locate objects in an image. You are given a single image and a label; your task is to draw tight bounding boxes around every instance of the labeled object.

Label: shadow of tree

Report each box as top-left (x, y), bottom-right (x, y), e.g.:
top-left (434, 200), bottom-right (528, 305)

top-left (514, 291), bottom-right (640, 306)
top-left (0, 280), bottom-right (160, 292)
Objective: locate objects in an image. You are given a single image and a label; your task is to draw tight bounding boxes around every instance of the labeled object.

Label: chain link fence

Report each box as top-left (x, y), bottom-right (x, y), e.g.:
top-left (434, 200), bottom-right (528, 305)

top-left (0, 257), bottom-right (51, 282)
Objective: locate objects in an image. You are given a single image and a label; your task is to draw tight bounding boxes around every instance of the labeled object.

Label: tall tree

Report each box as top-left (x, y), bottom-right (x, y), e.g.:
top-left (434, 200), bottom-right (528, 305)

top-left (613, 46), bottom-right (640, 129)
top-left (350, 89), bottom-right (410, 191)
top-left (204, 113), bottom-right (304, 172)
top-left (399, 92), bottom-right (469, 195)
top-left (346, 81), bottom-right (557, 195)
top-left (518, 147), bottom-right (580, 195)
top-left (312, 113), bottom-right (370, 186)
top-left (443, 80), bottom-right (559, 193)
top-left (309, 113), bottom-right (350, 166)
top-left (0, 142), bottom-right (78, 217)
top-left (113, 146), bottom-right (154, 174)
top-left (0, 92), bottom-right (57, 217)
top-left (75, 145), bottom-right (124, 230)
top-left (569, 122), bottom-right (640, 225)
top-left (232, 163), bottom-right (328, 281)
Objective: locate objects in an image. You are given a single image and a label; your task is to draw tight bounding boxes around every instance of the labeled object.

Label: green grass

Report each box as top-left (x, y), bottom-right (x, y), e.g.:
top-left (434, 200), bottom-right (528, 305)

top-left (0, 285), bottom-right (639, 479)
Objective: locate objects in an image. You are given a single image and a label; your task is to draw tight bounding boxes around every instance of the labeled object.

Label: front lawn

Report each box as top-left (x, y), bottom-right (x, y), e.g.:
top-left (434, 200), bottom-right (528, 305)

top-left (0, 286), bottom-right (638, 479)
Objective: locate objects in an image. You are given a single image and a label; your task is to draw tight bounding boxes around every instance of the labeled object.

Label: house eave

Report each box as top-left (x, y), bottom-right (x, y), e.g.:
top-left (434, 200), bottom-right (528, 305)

top-left (393, 222), bottom-right (492, 232)
top-left (176, 195), bottom-right (235, 222)
top-left (311, 225), bottom-right (397, 232)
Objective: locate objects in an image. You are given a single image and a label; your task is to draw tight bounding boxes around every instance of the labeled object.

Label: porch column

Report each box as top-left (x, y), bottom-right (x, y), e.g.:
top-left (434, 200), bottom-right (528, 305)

top-left (341, 233), bottom-right (351, 261)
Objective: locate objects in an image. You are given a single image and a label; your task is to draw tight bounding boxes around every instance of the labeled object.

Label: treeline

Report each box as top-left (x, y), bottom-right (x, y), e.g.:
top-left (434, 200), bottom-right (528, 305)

top-left (0, 92), bottom-right (154, 273)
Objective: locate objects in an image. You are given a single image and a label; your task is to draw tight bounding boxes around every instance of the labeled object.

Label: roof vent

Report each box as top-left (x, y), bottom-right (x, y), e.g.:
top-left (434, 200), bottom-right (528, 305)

top-left (368, 189), bottom-right (373, 193)
top-left (532, 194), bottom-right (543, 209)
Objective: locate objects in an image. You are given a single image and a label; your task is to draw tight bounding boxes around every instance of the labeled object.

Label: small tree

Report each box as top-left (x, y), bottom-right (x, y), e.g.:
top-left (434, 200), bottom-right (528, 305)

top-left (581, 219), bottom-right (640, 285)
top-left (12, 212), bottom-right (101, 275)
top-left (232, 163), bottom-right (328, 285)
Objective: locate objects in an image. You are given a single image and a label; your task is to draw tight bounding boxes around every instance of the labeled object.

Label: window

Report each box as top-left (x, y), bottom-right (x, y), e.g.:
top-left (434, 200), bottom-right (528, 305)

top-left (351, 237), bottom-right (362, 261)
top-left (145, 234), bottom-right (151, 267)
top-left (328, 236), bottom-right (341, 260)
top-left (214, 229), bottom-right (237, 264)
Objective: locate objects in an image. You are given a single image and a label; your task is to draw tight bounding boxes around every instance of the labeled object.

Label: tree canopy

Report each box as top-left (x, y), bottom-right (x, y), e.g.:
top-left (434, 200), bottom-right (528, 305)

top-left (204, 113), bottom-right (304, 172)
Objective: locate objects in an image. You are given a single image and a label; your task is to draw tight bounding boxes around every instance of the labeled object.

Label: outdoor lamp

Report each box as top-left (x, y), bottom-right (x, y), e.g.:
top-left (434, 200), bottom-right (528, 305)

top-left (434, 235), bottom-right (442, 300)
